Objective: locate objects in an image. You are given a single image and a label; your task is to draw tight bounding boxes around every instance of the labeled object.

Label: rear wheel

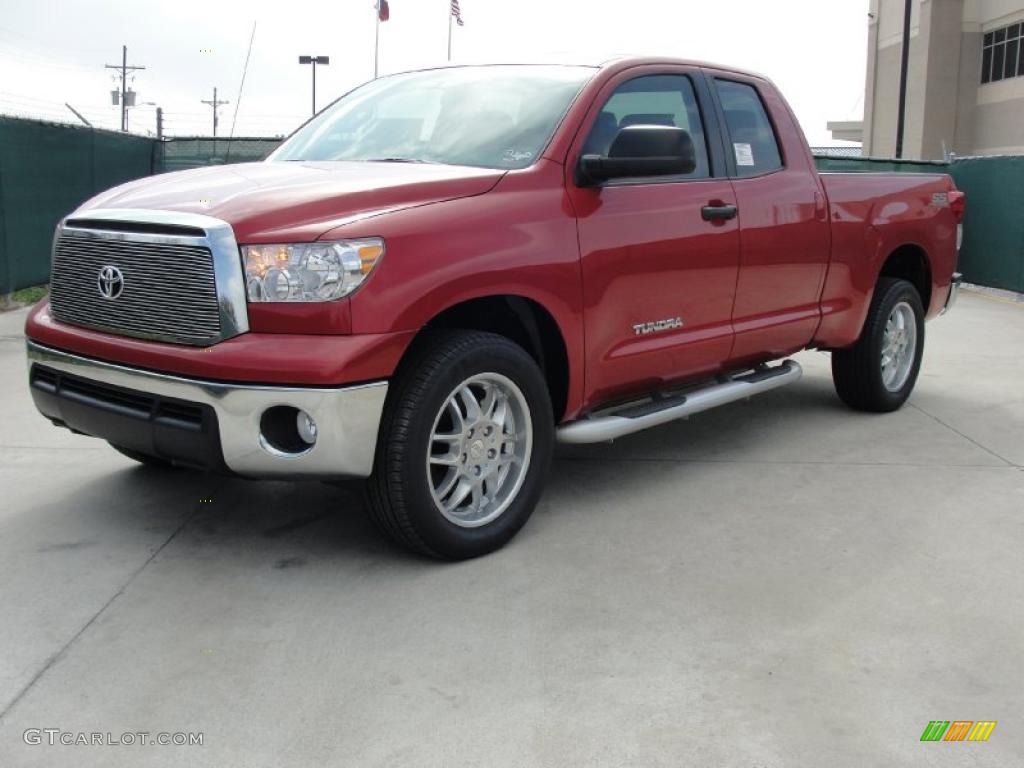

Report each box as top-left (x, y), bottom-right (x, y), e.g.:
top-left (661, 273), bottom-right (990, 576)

top-left (366, 330), bottom-right (553, 559)
top-left (831, 277), bottom-right (925, 412)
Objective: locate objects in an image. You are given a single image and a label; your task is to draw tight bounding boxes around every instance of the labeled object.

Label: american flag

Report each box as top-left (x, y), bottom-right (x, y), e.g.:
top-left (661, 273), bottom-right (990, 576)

top-left (450, 0), bottom-right (464, 26)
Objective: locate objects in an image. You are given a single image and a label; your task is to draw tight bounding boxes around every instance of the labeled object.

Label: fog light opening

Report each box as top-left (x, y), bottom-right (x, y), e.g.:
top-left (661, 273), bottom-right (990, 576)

top-left (259, 406), bottom-right (316, 457)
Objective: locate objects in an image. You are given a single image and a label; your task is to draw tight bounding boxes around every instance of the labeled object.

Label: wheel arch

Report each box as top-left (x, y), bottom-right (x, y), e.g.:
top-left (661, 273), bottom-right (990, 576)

top-left (400, 294), bottom-right (572, 422)
top-left (877, 243), bottom-right (932, 313)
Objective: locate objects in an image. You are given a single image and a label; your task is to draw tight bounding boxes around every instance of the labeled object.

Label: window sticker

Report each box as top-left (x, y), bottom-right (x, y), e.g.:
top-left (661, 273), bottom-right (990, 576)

top-left (502, 149), bottom-right (534, 164)
top-left (734, 142), bottom-right (755, 167)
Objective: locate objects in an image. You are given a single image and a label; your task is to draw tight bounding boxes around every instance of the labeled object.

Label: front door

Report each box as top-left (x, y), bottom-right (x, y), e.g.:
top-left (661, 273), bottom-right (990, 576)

top-left (567, 68), bottom-right (740, 407)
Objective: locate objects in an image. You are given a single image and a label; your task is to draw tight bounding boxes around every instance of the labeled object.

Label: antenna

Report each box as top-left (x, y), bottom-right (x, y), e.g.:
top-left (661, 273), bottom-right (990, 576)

top-left (225, 21), bottom-right (257, 161)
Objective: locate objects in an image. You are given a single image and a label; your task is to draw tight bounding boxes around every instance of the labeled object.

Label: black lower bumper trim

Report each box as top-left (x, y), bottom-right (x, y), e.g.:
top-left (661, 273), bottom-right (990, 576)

top-left (30, 364), bottom-right (228, 472)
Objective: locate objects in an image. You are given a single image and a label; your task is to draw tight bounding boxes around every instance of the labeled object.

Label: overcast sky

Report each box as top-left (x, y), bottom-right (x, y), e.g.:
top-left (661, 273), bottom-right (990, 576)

top-left (0, 0), bottom-right (868, 145)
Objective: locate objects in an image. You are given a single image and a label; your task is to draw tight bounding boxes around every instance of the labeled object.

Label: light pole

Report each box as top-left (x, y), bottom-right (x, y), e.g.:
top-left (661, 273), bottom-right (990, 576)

top-left (126, 101), bottom-right (157, 134)
top-left (895, 0), bottom-right (912, 158)
top-left (298, 55), bottom-right (329, 116)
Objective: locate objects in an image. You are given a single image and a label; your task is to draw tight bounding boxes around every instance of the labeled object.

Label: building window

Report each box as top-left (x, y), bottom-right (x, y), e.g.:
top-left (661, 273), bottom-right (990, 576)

top-left (982, 22), bottom-right (1023, 84)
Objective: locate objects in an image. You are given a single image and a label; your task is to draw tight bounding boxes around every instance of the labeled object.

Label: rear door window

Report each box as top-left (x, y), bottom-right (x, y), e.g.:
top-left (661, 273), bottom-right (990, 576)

top-left (715, 79), bottom-right (783, 177)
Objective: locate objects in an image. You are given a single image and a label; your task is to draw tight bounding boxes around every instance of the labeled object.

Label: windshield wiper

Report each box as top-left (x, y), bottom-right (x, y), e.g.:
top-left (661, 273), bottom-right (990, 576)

top-left (365, 157), bottom-right (439, 164)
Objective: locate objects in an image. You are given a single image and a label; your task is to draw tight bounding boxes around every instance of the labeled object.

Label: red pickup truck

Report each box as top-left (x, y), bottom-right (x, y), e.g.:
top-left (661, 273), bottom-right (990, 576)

top-left (25, 58), bottom-right (964, 559)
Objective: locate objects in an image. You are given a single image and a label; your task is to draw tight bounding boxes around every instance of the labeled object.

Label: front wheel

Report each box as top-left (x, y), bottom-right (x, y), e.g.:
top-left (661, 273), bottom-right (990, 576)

top-left (831, 277), bottom-right (925, 412)
top-left (366, 331), bottom-right (554, 559)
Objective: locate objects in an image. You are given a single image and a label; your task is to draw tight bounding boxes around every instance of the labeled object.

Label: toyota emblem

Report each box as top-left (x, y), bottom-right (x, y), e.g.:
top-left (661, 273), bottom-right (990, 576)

top-left (97, 265), bottom-right (124, 300)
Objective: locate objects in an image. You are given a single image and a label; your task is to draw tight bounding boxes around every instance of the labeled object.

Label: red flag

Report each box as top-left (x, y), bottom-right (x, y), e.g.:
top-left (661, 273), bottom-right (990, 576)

top-left (377, 0), bottom-right (389, 22)
top-left (450, 0), bottom-right (464, 26)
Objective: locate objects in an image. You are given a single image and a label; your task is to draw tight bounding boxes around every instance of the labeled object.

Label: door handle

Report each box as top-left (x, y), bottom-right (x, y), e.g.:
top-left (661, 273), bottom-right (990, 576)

top-left (701, 203), bottom-right (738, 221)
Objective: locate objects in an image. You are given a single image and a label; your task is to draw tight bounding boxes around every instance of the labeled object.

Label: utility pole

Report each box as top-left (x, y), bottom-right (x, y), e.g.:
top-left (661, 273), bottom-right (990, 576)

top-left (298, 56), bottom-right (329, 115)
top-left (105, 45), bottom-right (145, 132)
top-left (156, 107), bottom-right (164, 140)
top-left (201, 87), bottom-right (229, 137)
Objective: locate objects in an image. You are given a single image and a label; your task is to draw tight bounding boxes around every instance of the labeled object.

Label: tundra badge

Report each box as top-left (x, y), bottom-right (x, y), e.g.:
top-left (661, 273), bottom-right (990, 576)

top-left (633, 317), bottom-right (684, 336)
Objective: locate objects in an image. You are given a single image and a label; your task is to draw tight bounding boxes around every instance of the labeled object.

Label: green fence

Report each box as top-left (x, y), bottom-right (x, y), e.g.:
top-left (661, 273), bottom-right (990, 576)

top-left (2, 114), bottom-right (1022, 294)
top-left (0, 117), bottom-right (156, 294)
top-left (0, 120), bottom-right (281, 293)
top-left (157, 137), bottom-right (282, 173)
top-left (814, 156), bottom-right (949, 174)
top-left (948, 156), bottom-right (1024, 293)
top-left (814, 154), bottom-right (1024, 292)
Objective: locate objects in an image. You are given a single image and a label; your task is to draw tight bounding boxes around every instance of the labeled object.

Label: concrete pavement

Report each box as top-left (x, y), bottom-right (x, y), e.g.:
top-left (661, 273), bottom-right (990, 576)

top-left (0, 291), bottom-right (1022, 766)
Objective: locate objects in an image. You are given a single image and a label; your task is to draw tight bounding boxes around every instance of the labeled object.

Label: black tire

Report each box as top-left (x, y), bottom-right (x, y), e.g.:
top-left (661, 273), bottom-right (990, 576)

top-left (366, 330), bottom-right (554, 560)
top-left (109, 443), bottom-right (179, 469)
top-left (831, 277), bottom-right (925, 412)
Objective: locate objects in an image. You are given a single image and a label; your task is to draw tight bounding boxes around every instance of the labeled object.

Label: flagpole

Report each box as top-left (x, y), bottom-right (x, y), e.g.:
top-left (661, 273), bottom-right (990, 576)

top-left (374, 3), bottom-right (381, 78)
top-left (447, 13), bottom-right (453, 62)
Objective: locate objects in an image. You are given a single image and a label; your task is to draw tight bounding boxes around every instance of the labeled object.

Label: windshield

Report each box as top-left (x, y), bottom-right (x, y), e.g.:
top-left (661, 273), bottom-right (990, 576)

top-left (270, 65), bottom-right (595, 170)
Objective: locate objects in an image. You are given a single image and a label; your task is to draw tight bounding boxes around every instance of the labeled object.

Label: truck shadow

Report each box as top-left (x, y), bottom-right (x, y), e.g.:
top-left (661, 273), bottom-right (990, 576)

top-left (27, 366), bottom-right (1006, 569)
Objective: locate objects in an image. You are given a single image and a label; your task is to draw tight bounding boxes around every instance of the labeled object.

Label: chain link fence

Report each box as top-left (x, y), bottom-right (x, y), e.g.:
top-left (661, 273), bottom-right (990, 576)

top-left (156, 137), bottom-right (284, 173)
top-left (810, 146), bottom-right (864, 158)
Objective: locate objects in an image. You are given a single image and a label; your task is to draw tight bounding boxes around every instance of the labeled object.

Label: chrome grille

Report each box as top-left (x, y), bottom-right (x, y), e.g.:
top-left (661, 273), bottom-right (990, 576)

top-left (50, 229), bottom-right (222, 346)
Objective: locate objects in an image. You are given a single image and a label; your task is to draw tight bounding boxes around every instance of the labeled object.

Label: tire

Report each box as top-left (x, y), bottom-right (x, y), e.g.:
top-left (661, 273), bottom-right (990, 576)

top-left (109, 443), bottom-right (179, 469)
top-left (831, 277), bottom-right (925, 412)
top-left (366, 330), bottom-right (554, 560)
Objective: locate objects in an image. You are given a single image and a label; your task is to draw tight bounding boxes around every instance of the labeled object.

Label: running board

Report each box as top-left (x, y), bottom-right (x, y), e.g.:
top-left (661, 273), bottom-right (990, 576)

top-left (556, 360), bottom-right (802, 445)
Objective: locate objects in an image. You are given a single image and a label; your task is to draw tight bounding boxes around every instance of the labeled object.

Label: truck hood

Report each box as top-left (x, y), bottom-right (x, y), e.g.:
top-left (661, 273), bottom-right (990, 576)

top-left (76, 161), bottom-right (506, 242)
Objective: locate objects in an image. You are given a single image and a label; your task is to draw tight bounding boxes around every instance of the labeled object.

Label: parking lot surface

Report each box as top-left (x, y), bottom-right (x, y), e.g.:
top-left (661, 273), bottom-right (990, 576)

top-left (1, 291), bottom-right (1022, 767)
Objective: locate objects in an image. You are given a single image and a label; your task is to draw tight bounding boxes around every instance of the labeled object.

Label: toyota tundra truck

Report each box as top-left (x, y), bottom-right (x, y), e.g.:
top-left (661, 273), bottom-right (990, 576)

top-left (25, 59), bottom-right (965, 559)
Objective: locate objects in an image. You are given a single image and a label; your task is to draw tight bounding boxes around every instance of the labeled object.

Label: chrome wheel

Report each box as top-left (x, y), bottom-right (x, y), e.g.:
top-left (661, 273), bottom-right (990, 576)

top-left (426, 373), bottom-right (533, 528)
top-left (881, 301), bottom-right (917, 392)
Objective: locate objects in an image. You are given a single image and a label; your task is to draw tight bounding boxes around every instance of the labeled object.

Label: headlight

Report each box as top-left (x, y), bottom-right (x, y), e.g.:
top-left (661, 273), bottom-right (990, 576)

top-left (241, 238), bottom-right (384, 302)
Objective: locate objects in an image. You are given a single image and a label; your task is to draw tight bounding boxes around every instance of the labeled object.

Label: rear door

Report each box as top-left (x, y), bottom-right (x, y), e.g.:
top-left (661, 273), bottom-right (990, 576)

top-left (567, 67), bottom-right (740, 407)
top-left (707, 73), bottom-right (831, 365)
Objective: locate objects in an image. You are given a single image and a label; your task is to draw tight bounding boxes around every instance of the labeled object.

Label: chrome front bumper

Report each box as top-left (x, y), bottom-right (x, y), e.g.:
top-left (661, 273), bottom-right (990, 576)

top-left (26, 342), bottom-right (387, 479)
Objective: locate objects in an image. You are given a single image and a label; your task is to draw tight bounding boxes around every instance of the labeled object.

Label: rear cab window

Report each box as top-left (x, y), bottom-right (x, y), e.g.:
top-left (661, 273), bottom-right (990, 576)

top-left (715, 79), bottom-right (783, 177)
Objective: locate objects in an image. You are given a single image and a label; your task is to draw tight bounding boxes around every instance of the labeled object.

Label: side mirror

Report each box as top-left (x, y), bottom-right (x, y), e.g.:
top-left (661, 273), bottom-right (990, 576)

top-left (577, 125), bottom-right (696, 186)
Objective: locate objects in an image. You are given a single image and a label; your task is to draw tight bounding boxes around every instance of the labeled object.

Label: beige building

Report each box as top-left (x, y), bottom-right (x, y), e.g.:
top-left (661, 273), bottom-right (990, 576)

top-left (853, 0), bottom-right (1024, 159)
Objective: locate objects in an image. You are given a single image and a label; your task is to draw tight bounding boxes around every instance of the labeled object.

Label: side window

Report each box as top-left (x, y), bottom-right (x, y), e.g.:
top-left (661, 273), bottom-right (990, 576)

top-left (582, 74), bottom-right (710, 179)
top-left (716, 79), bottom-right (783, 177)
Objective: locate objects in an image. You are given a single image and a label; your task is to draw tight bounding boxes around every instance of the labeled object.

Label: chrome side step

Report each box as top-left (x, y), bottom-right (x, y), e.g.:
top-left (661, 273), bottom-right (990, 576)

top-left (556, 360), bottom-right (802, 444)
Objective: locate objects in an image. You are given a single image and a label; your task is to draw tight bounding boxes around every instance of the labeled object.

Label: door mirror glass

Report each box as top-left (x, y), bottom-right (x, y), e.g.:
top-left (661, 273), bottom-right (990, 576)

top-left (577, 125), bottom-right (697, 185)
top-left (576, 73), bottom-right (710, 186)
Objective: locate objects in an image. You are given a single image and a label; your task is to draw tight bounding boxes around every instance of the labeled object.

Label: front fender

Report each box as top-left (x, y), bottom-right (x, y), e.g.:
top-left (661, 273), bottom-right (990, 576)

top-left (322, 160), bottom-right (586, 417)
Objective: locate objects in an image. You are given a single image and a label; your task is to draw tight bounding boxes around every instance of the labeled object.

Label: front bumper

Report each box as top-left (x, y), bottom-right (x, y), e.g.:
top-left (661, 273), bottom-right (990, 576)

top-left (27, 342), bottom-right (387, 479)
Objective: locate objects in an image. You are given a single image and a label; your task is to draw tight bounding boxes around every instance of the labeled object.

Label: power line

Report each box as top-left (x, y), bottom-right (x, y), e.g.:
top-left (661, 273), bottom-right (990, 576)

top-left (0, 29), bottom-right (104, 74)
top-left (0, 47), bottom-right (98, 75)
